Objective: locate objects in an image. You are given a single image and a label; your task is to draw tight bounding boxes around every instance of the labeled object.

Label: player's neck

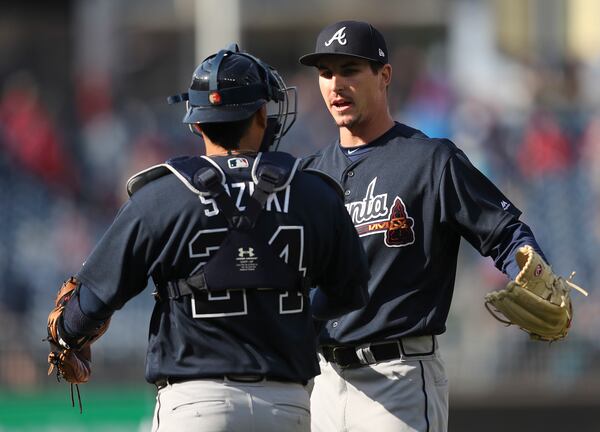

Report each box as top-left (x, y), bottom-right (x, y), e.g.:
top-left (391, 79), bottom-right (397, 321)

top-left (203, 132), bottom-right (262, 157)
top-left (339, 115), bottom-right (395, 147)
top-left (206, 150), bottom-right (258, 157)
top-left (204, 142), bottom-right (258, 157)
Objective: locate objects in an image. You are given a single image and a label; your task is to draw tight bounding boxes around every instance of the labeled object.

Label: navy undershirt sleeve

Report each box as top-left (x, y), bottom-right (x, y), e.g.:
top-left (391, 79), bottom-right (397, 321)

top-left (488, 220), bottom-right (547, 280)
top-left (62, 283), bottom-right (112, 338)
top-left (79, 284), bottom-right (113, 319)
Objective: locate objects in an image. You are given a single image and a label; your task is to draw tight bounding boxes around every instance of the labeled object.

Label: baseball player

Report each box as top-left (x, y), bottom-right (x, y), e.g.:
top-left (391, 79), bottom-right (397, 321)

top-left (45, 45), bottom-right (369, 432)
top-left (298, 20), bottom-right (573, 432)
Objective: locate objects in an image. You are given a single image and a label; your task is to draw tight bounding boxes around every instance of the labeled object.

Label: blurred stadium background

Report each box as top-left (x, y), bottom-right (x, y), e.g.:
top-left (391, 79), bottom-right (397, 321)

top-left (1, 0), bottom-right (599, 430)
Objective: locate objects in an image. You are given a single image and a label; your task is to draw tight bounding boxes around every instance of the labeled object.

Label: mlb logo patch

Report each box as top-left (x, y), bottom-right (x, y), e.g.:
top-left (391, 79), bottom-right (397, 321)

top-left (228, 157), bottom-right (249, 169)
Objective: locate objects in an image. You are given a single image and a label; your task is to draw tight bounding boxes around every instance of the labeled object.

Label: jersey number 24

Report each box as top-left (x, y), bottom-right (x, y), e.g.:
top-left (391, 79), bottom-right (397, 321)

top-left (188, 226), bottom-right (306, 318)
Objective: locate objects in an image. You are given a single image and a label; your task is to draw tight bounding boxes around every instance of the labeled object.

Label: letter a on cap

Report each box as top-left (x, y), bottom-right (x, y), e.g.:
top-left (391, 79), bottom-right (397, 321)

top-left (325, 27), bottom-right (347, 46)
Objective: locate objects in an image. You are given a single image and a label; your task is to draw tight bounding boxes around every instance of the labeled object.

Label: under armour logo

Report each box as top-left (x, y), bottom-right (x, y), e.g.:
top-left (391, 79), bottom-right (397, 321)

top-left (238, 248), bottom-right (255, 258)
top-left (325, 27), bottom-right (347, 46)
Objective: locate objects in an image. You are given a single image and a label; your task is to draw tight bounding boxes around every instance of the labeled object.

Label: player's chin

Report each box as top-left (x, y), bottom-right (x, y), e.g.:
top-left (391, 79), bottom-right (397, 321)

top-left (331, 113), bottom-right (357, 128)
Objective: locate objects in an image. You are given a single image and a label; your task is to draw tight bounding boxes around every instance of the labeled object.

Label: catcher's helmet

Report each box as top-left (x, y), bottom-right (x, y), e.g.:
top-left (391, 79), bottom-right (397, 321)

top-left (168, 44), bottom-right (297, 150)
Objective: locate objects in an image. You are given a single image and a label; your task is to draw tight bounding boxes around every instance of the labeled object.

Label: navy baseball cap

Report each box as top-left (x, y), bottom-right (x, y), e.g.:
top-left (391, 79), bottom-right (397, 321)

top-left (299, 20), bottom-right (388, 67)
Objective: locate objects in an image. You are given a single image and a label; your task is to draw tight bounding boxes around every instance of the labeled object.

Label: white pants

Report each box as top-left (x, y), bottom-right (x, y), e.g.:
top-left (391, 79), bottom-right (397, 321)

top-left (310, 336), bottom-right (449, 432)
top-left (152, 378), bottom-right (310, 432)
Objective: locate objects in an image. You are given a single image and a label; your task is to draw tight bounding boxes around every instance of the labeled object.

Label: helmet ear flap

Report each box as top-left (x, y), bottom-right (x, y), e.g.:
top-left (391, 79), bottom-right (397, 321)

top-left (259, 117), bottom-right (283, 153)
top-left (189, 124), bottom-right (202, 137)
top-left (184, 101), bottom-right (203, 137)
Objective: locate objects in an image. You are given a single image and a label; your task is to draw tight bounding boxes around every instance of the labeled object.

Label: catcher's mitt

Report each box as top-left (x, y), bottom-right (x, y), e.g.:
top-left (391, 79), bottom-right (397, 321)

top-left (46, 277), bottom-right (110, 410)
top-left (484, 245), bottom-right (588, 342)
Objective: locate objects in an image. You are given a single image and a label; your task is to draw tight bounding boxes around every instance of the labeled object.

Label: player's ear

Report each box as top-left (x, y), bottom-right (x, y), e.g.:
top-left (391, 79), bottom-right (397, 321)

top-left (254, 105), bottom-right (268, 129)
top-left (380, 64), bottom-right (392, 89)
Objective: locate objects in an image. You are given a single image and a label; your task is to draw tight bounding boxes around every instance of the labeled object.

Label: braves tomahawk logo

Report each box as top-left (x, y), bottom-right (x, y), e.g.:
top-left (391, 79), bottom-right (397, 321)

top-left (345, 178), bottom-right (415, 247)
top-left (325, 27), bottom-right (347, 46)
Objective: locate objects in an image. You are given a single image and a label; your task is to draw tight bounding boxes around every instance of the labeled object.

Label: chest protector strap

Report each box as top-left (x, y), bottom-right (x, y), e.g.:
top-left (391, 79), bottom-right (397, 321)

top-left (159, 153), bottom-right (309, 301)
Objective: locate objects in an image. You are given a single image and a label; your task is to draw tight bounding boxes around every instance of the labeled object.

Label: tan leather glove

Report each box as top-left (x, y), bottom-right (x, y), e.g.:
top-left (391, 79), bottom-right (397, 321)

top-left (485, 245), bottom-right (588, 341)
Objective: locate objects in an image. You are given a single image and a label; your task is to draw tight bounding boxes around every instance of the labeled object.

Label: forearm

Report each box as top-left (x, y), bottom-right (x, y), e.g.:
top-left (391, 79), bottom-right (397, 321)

top-left (62, 283), bottom-right (112, 340)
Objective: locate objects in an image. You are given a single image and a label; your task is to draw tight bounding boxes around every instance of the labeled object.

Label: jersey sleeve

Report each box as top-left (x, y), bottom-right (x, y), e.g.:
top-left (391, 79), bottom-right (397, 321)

top-left (488, 219), bottom-right (547, 279)
top-left (438, 147), bottom-right (522, 257)
top-left (75, 198), bottom-right (156, 310)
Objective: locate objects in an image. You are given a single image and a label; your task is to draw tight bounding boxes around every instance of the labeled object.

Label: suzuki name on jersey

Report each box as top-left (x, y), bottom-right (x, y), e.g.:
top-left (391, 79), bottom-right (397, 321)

top-left (200, 182), bottom-right (291, 216)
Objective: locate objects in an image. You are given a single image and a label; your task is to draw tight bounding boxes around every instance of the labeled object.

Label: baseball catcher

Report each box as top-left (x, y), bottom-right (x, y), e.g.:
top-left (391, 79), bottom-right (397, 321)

top-left (485, 245), bottom-right (588, 341)
top-left (44, 43), bottom-right (369, 430)
top-left (46, 277), bottom-right (110, 411)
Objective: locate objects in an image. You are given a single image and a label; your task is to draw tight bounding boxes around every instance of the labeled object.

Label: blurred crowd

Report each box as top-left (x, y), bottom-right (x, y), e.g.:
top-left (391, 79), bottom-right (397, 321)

top-left (1, 41), bottom-right (599, 395)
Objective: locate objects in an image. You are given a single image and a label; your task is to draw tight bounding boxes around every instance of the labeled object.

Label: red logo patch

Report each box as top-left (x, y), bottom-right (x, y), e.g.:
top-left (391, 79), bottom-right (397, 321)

top-left (209, 91), bottom-right (222, 105)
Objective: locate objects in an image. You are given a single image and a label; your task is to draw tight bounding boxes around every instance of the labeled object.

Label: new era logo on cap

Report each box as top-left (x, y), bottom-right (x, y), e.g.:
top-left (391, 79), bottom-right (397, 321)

top-left (299, 20), bottom-right (389, 66)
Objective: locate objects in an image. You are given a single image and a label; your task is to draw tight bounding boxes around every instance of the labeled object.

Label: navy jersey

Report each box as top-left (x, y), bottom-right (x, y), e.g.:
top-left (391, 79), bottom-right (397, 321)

top-left (76, 152), bottom-right (369, 384)
top-left (302, 123), bottom-right (525, 345)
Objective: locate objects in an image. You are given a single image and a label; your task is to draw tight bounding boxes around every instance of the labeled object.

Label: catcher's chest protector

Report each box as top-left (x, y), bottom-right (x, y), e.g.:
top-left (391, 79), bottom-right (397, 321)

top-left (128, 153), bottom-right (307, 299)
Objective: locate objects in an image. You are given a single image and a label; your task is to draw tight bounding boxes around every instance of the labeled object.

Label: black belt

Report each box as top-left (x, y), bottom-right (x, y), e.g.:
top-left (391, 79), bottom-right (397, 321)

top-left (321, 337), bottom-right (435, 368)
top-left (156, 374), bottom-right (295, 389)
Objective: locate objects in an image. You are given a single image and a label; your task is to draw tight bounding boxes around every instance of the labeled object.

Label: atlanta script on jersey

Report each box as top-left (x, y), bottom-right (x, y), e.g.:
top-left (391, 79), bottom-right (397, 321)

top-left (346, 177), bottom-right (415, 247)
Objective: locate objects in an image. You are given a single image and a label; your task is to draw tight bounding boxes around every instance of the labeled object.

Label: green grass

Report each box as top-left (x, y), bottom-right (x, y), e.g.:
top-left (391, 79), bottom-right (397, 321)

top-left (0, 386), bottom-right (156, 431)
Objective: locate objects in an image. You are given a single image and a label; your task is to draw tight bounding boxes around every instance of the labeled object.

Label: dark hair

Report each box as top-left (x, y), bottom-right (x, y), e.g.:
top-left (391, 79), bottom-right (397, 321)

top-left (369, 61), bottom-right (384, 74)
top-left (197, 115), bottom-right (255, 150)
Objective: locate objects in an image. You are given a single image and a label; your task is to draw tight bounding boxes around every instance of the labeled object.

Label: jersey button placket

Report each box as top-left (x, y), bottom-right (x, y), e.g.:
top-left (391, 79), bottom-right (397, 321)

top-left (344, 169), bottom-right (354, 199)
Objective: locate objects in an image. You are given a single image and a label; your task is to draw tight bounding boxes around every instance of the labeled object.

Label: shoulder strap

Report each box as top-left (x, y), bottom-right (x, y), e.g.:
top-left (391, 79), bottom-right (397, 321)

top-left (126, 156), bottom-right (221, 197)
top-left (128, 154), bottom-right (300, 228)
top-left (126, 165), bottom-right (172, 197)
top-left (166, 155), bottom-right (225, 195)
top-left (240, 152), bottom-right (300, 224)
top-left (251, 152), bottom-right (300, 190)
top-left (193, 167), bottom-right (253, 229)
top-left (250, 151), bottom-right (299, 202)
top-left (128, 153), bottom-right (300, 197)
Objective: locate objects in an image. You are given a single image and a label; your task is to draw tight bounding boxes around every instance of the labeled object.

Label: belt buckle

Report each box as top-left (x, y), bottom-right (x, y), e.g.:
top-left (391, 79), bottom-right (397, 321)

top-left (331, 346), bottom-right (352, 368)
top-left (355, 343), bottom-right (376, 365)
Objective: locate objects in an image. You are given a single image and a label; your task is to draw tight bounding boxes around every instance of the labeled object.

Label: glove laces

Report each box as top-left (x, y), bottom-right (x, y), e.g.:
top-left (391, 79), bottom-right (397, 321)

top-left (557, 272), bottom-right (588, 315)
top-left (564, 272), bottom-right (588, 297)
top-left (47, 347), bottom-right (83, 414)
